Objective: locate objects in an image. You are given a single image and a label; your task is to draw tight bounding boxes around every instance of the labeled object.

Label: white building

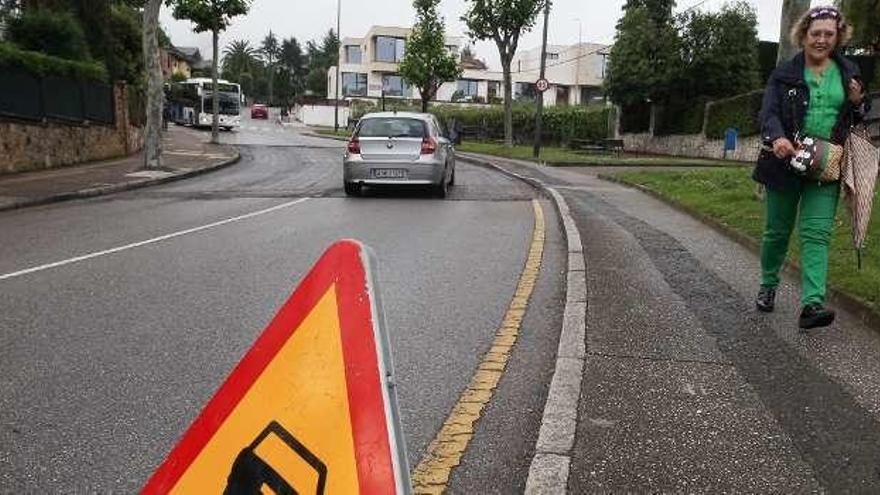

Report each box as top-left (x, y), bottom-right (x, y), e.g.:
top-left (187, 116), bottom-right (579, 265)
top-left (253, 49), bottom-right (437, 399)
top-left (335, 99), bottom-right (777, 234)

top-left (328, 26), bottom-right (608, 107)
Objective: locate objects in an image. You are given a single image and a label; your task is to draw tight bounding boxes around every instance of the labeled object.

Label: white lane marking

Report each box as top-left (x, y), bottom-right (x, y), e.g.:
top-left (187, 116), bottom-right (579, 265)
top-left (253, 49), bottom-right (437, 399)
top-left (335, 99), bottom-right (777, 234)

top-left (0, 198), bottom-right (310, 281)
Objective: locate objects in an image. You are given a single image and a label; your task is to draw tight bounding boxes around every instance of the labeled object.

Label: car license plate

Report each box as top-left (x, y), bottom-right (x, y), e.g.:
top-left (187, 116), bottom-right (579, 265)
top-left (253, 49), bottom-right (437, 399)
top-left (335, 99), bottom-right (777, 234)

top-left (371, 168), bottom-right (407, 179)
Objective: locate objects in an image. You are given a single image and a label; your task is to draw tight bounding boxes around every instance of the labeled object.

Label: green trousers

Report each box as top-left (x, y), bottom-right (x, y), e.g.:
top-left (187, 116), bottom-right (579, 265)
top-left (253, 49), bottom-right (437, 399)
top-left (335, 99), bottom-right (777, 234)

top-left (760, 182), bottom-right (840, 306)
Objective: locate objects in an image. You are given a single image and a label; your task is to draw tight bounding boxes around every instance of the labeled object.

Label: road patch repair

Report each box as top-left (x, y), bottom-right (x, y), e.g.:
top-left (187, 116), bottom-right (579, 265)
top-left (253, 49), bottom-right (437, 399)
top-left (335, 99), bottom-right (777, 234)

top-left (410, 199), bottom-right (547, 493)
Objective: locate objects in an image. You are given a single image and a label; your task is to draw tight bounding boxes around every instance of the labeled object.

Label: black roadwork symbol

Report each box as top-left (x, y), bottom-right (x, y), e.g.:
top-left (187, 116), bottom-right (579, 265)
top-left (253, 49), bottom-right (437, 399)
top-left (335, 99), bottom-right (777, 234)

top-left (224, 421), bottom-right (327, 495)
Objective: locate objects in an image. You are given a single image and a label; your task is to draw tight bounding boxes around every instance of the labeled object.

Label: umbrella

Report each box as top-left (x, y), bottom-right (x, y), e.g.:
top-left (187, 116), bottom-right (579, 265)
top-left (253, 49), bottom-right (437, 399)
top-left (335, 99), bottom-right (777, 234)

top-left (841, 125), bottom-right (880, 268)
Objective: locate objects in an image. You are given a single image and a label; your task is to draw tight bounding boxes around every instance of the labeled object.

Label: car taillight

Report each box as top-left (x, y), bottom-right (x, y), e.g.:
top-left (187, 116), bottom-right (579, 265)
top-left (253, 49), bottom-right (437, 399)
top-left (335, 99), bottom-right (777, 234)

top-left (421, 137), bottom-right (436, 155)
top-left (347, 137), bottom-right (361, 154)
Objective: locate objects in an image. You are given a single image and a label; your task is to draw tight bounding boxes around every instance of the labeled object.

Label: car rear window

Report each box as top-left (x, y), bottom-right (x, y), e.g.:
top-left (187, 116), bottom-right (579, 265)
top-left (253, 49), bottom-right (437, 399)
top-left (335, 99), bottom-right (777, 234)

top-left (357, 118), bottom-right (426, 138)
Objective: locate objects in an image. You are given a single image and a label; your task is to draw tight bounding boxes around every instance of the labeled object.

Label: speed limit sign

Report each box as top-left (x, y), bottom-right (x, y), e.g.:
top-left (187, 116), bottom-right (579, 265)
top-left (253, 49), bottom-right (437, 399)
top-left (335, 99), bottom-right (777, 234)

top-left (535, 78), bottom-right (550, 93)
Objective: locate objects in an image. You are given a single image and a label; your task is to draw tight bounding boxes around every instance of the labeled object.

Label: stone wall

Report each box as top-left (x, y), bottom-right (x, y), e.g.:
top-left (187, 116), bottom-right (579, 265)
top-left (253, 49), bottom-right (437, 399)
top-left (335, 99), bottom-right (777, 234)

top-left (0, 83), bottom-right (144, 175)
top-left (621, 133), bottom-right (762, 162)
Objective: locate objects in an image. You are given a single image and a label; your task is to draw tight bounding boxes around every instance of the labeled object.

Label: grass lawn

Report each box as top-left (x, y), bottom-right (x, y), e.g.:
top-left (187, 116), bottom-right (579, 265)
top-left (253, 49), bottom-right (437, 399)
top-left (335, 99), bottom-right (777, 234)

top-left (457, 141), bottom-right (749, 168)
top-left (608, 168), bottom-right (880, 311)
top-left (313, 127), bottom-right (351, 137)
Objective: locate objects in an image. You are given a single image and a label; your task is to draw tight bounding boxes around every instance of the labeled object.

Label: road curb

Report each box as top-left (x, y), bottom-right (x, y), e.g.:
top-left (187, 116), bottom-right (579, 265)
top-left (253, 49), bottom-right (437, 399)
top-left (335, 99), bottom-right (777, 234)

top-left (598, 173), bottom-right (880, 335)
top-left (0, 150), bottom-right (241, 213)
top-left (458, 152), bottom-right (587, 493)
top-left (302, 131), bottom-right (348, 142)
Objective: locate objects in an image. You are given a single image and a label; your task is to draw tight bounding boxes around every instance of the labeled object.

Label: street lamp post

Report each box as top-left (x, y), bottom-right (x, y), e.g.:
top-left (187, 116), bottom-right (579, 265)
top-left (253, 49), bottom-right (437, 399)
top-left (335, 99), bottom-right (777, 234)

top-left (334, 0), bottom-right (341, 132)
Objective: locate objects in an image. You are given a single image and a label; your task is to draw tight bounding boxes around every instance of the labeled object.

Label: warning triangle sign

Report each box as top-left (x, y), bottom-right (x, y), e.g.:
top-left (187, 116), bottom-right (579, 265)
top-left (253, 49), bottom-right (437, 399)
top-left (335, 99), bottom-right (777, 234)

top-left (143, 240), bottom-right (410, 494)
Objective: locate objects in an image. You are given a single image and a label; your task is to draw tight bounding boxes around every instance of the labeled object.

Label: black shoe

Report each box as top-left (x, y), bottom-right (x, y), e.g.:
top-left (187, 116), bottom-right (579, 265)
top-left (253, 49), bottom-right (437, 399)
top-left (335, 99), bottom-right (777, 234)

top-left (756, 286), bottom-right (776, 312)
top-left (799, 304), bottom-right (835, 329)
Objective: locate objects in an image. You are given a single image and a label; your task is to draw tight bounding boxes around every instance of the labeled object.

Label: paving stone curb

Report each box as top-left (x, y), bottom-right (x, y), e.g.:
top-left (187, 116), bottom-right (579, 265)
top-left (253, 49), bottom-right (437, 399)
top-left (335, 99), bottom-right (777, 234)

top-left (0, 150), bottom-right (240, 213)
top-left (458, 152), bottom-right (587, 494)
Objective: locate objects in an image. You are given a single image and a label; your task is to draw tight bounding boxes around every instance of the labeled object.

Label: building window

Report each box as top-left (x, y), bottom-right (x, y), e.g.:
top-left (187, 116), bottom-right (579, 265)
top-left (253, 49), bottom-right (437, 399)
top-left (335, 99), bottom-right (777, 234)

top-left (487, 81), bottom-right (500, 99)
top-left (548, 53), bottom-right (559, 60)
top-left (342, 72), bottom-right (368, 96)
top-left (580, 86), bottom-right (604, 105)
top-left (382, 74), bottom-right (410, 97)
top-left (376, 36), bottom-right (406, 63)
top-left (345, 45), bottom-right (362, 64)
top-left (456, 79), bottom-right (479, 99)
top-left (515, 82), bottom-right (536, 101)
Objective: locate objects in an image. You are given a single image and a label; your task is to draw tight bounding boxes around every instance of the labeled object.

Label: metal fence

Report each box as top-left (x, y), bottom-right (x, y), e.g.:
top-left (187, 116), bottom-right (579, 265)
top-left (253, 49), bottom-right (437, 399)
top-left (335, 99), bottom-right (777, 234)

top-left (0, 68), bottom-right (115, 125)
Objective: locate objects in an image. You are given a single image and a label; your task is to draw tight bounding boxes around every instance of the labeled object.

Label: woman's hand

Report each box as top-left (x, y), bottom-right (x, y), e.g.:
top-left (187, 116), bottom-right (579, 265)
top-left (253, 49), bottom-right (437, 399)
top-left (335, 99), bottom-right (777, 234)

top-left (772, 137), bottom-right (797, 159)
top-left (848, 79), bottom-right (865, 105)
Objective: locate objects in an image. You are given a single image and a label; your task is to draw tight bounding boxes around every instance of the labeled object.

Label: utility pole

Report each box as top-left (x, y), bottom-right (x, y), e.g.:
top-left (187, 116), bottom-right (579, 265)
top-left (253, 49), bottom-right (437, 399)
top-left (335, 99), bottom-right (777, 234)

top-left (574, 18), bottom-right (581, 105)
top-left (334, 0), bottom-right (341, 132)
top-left (532, 0), bottom-right (550, 159)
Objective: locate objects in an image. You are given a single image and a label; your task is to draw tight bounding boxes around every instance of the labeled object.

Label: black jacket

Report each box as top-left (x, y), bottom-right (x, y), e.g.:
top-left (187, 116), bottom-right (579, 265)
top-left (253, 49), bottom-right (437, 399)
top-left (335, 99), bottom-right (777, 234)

top-left (753, 51), bottom-right (870, 191)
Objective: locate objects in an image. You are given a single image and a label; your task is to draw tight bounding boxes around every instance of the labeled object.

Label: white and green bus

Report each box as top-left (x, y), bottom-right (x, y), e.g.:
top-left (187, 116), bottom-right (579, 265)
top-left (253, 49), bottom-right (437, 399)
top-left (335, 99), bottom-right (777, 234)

top-left (169, 78), bottom-right (241, 130)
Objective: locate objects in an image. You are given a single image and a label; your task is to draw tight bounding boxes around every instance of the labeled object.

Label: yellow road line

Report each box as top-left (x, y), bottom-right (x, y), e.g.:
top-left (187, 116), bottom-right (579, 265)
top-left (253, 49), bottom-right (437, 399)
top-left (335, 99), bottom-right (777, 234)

top-left (411, 199), bottom-right (546, 494)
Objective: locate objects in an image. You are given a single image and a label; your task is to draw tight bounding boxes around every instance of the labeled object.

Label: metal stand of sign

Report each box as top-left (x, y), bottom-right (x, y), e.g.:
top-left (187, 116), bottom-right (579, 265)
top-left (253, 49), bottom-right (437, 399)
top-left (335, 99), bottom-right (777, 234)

top-left (532, 1), bottom-right (551, 159)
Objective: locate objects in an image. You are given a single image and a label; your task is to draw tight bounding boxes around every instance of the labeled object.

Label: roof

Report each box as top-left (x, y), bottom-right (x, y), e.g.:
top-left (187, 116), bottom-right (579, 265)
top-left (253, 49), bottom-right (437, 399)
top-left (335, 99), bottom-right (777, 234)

top-left (175, 46), bottom-right (202, 61)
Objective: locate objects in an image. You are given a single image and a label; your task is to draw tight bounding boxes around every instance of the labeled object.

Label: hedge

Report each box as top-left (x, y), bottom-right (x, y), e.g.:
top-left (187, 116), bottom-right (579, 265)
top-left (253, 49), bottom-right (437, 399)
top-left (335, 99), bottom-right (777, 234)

top-left (0, 42), bottom-right (108, 82)
top-left (654, 97), bottom-right (709, 136)
top-left (620, 102), bottom-right (651, 133)
top-left (705, 90), bottom-right (763, 139)
top-left (429, 104), bottom-right (609, 144)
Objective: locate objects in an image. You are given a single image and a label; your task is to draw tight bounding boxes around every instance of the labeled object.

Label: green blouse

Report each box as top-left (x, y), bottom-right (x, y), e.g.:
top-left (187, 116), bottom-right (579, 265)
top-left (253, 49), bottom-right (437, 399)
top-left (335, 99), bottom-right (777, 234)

top-left (803, 61), bottom-right (845, 140)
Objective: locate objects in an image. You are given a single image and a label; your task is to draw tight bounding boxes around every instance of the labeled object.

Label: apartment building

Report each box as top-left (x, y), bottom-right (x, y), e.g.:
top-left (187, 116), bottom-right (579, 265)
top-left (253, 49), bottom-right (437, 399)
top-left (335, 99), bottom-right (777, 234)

top-left (328, 26), bottom-right (608, 107)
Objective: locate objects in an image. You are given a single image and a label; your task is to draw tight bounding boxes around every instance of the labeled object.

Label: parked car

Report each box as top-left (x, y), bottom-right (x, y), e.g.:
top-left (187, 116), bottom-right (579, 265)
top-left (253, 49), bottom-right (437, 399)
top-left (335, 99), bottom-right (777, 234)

top-left (343, 112), bottom-right (458, 197)
top-left (251, 104), bottom-right (268, 119)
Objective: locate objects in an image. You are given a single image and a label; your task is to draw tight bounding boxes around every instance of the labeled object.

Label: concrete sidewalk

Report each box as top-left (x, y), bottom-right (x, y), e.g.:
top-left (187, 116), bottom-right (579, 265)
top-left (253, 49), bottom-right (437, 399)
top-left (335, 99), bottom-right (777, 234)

top-left (458, 151), bottom-right (880, 493)
top-left (0, 125), bottom-right (239, 211)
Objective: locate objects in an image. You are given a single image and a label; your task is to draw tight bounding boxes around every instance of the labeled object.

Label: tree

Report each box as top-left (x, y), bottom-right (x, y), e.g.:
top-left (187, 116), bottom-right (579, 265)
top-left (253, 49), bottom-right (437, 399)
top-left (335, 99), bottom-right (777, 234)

top-left (462, 0), bottom-right (546, 147)
top-left (399, 0), bottom-right (462, 112)
top-left (777, 0), bottom-right (809, 64)
top-left (222, 39), bottom-right (257, 79)
top-left (605, 4), bottom-right (680, 106)
top-left (303, 30), bottom-right (338, 97)
top-left (623, 0), bottom-right (674, 24)
top-left (171, 0), bottom-right (250, 144)
top-left (260, 30), bottom-right (279, 105)
top-left (840, 0), bottom-right (880, 53)
top-left (679, 1), bottom-right (759, 98)
top-left (280, 37), bottom-right (306, 97)
top-left (142, 0), bottom-right (163, 168)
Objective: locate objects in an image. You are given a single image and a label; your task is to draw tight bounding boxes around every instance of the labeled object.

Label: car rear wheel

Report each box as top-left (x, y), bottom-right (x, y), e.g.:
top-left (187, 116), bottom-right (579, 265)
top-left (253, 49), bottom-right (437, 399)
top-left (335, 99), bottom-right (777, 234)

top-left (433, 173), bottom-right (448, 199)
top-left (344, 181), bottom-right (361, 197)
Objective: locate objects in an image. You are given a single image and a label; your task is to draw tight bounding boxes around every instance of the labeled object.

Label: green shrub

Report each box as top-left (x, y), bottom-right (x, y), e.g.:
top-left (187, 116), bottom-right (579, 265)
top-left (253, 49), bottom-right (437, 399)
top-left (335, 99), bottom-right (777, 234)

top-left (0, 42), bottom-right (108, 81)
top-left (705, 90), bottom-right (763, 139)
top-left (620, 102), bottom-right (651, 133)
top-left (6, 9), bottom-right (90, 61)
top-left (654, 97), bottom-right (709, 136)
top-left (429, 104), bottom-right (608, 144)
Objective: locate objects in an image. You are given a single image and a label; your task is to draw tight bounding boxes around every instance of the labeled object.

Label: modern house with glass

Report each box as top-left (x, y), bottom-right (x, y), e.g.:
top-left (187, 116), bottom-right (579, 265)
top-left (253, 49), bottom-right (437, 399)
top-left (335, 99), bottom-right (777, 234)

top-left (327, 26), bottom-right (608, 107)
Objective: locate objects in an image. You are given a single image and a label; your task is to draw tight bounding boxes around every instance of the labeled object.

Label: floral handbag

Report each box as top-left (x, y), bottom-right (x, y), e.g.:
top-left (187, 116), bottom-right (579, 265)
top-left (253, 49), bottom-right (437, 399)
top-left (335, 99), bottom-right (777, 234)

top-left (789, 135), bottom-right (844, 182)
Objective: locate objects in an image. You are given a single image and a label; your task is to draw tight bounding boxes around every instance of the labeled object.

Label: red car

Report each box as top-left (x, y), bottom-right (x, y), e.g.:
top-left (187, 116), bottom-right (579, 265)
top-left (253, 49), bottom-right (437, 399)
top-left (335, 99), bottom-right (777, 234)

top-left (250, 104), bottom-right (269, 119)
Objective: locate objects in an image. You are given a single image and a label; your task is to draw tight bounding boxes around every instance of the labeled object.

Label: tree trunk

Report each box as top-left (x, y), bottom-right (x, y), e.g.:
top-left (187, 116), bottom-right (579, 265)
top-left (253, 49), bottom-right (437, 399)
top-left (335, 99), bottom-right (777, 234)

top-left (268, 61), bottom-right (274, 106)
top-left (142, 0), bottom-right (163, 169)
top-left (501, 57), bottom-right (513, 148)
top-left (777, 0), bottom-right (810, 65)
top-left (211, 28), bottom-right (220, 145)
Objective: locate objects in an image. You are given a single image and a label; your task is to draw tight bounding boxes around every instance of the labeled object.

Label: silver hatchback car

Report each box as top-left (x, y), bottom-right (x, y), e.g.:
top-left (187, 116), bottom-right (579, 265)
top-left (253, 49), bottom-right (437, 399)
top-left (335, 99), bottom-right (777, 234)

top-left (343, 112), bottom-right (457, 197)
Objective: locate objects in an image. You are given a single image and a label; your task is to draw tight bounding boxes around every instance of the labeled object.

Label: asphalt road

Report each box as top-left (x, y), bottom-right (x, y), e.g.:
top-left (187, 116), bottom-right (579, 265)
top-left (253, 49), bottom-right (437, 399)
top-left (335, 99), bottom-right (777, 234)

top-left (0, 118), bottom-right (565, 491)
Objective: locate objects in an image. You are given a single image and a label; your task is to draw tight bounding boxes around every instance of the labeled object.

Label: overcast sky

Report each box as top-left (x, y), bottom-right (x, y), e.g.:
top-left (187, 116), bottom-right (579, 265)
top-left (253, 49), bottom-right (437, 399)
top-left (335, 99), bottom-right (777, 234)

top-left (160, 0), bottom-right (792, 71)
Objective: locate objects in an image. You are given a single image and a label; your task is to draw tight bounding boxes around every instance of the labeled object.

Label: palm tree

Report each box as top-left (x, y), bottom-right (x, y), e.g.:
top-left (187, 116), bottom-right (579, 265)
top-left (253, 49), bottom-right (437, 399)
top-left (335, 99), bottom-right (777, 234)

top-left (222, 39), bottom-right (257, 80)
top-left (261, 31), bottom-right (280, 105)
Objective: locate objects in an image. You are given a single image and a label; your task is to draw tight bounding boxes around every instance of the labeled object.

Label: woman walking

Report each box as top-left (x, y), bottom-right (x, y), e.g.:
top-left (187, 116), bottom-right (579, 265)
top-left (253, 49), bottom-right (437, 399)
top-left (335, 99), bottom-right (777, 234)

top-left (753, 6), bottom-right (869, 329)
